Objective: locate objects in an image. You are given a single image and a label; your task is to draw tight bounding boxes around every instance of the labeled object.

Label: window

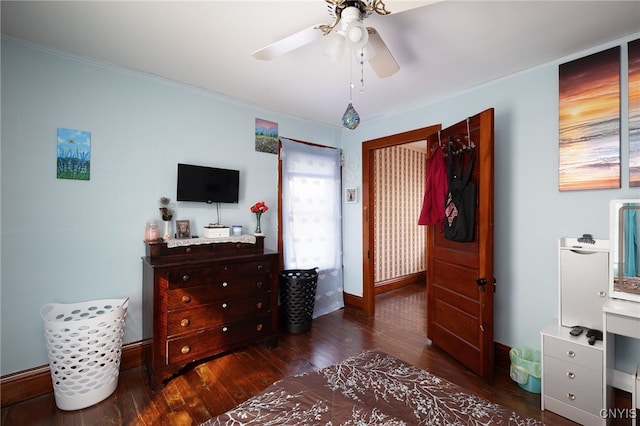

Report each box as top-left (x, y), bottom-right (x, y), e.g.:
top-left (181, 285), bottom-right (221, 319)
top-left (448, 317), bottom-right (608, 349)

top-left (280, 138), bottom-right (344, 318)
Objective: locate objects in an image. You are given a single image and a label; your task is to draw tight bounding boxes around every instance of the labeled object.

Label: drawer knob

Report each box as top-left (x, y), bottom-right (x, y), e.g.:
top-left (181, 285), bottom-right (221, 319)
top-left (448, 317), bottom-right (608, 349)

top-left (181, 295), bottom-right (192, 304)
top-left (185, 247), bottom-right (192, 254)
top-left (256, 302), bottom-right (263, 309)
top-left (256, 281), bottom-right (263, 288)
top-left (257, 264), bottom-right (264, 271)
top-left (222, 303), bottom-right (228, 309)
top-left (222, 282), bottom-right (228, 287)
top-left (180, 318), bottom-right (190, 327)
top-left (181, 346), bottom-right (190, 354)
top-left (567, 393), bottom-right (575, 401)
top-left (566, 350), bottom-right (575, 358)
top-left (222, 326), bottom-right (229, 332)
top-left (182, 274), bottom-right (190, 282)
top-left (256, 324), bottom-right (263, 331)
top-left (566, 371), bottom-right (575, 379)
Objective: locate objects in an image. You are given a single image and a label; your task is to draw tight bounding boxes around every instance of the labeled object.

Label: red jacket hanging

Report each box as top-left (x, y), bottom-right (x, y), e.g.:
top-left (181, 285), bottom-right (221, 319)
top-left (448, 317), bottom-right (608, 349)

top-left (418, 145), bottom-right (448, 226)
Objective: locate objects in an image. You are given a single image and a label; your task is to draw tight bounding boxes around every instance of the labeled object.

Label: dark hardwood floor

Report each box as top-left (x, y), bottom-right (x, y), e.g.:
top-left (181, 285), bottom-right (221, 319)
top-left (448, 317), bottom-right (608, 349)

top-left (2, 283), bottom-right (588, 425)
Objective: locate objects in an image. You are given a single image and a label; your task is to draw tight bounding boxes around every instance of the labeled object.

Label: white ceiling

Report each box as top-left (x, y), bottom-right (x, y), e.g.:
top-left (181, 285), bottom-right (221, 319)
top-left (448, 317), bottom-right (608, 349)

top-left (2, 1), bottom-right (639, 128)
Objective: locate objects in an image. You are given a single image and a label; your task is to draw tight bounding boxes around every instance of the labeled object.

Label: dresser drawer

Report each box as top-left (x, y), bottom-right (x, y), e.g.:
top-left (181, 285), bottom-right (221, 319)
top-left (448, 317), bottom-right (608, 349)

top-left (167, 294), bottom-right (271, 337)
top-left (167, 260), bottom-right (271, 288)
top-left (544, 375), bottom-right (602, 416)
top-left (167, 277), bottom-right (269, 309)
top-left (147, 238), bottom-right (264, 260)
top-left (543, 354), bottom-right (601, 390)
top-left (543, 335), bottom-right (601, 369)
top-left (167, 314), bottom-right (272, 364)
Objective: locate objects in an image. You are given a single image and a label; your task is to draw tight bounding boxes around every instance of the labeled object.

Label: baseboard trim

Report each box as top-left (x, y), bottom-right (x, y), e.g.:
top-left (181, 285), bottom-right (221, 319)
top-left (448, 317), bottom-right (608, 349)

top-left (343, 292), bottom-right (363, 312)
top-left (494, 341), bottom-right (511, 372)
top-left (1, 340), bottom-right (149, 407)
top-left (374, 272), bottom-right (426, 295)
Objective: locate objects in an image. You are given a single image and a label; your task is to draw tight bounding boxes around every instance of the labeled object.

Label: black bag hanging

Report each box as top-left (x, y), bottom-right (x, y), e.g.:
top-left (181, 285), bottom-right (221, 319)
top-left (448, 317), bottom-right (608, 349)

top-left (444, 139), bottom-right (476, 242)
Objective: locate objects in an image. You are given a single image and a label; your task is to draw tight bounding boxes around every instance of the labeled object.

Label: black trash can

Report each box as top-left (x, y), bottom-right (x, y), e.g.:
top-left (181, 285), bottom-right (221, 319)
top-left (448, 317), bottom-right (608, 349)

top-left (279, 268), bottom-right (318, 334)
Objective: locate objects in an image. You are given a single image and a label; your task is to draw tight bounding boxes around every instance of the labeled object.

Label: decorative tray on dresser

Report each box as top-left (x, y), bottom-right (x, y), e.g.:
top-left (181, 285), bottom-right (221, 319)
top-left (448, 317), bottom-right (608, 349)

top-left (142, 235), bottom-right (279, 390)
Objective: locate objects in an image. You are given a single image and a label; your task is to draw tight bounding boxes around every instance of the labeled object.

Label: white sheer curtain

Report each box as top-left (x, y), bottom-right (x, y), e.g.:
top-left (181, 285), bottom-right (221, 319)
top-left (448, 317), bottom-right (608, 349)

top-left (280, 138), bottom-right (344, 318)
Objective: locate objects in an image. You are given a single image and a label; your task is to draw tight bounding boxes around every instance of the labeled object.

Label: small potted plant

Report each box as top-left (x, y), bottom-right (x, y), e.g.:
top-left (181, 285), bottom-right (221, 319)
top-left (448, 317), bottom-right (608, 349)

top-left (159, 197), bottom-right (174, 240)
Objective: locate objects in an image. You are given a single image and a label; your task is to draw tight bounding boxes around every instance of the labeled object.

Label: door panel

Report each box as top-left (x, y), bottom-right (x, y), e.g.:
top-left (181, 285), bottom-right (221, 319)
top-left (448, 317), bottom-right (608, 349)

top-left (426, 108), bottom-right (495, 379)
top-left (434, 260), bottom-right (478, 299)
top-left (433, 297), bottom-right (478, 341)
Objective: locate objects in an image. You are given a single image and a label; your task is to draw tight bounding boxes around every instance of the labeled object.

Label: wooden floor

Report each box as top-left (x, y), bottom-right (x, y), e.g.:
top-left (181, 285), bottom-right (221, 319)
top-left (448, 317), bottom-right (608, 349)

top-left (2, 283), bottom-right (595, 425)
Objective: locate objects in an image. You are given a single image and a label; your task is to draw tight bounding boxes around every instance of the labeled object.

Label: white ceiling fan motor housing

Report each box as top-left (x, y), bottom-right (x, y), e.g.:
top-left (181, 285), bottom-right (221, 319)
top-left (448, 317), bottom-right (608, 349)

top-left (341, 6), bottom-right (368, 49)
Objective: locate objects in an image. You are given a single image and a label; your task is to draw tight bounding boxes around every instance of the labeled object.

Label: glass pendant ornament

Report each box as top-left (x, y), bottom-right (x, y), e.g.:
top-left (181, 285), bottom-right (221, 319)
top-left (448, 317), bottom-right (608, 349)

top-left (342, 102), bottom-right (360, 129)
top-left (341, 56), bottom-right (360, 130)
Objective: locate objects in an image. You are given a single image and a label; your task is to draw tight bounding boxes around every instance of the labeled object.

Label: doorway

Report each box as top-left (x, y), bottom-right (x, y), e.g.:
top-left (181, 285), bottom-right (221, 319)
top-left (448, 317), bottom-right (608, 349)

top-left (361, 110), bottom-right (495, 378)
top-left (361, 125), bottom-right (441, 316)
top-left (371, 144), bottom-right (427, 294)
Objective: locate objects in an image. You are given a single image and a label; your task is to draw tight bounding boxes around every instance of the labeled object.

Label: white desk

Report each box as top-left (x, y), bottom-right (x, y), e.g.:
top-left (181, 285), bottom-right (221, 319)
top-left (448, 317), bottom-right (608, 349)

top-left (603, 299), bottom-right (640, 426)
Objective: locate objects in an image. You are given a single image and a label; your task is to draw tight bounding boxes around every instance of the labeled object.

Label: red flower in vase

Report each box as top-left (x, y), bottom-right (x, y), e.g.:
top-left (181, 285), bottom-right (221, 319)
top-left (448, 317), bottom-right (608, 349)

top-left (250, 201), bottom-right (269, 214)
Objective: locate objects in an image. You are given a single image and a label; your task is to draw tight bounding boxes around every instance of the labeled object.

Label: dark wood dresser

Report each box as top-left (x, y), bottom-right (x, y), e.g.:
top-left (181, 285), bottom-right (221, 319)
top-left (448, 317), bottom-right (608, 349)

top-left (142, 236), bottom-right (279, 390)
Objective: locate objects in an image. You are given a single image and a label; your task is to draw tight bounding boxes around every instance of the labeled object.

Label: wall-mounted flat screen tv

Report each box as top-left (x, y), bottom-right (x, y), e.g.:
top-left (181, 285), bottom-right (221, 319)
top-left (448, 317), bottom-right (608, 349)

top-left (177, 163), bottom-right (239, 204)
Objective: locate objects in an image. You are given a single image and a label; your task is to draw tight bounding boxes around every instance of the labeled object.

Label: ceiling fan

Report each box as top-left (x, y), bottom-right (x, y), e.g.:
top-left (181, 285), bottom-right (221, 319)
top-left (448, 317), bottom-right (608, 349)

top-left (252, 0), bottom-right (401, 78)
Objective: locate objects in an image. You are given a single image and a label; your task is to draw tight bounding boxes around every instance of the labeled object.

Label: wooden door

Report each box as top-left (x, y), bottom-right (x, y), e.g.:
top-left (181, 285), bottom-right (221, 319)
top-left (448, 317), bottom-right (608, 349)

top-left (426, 108), bottom-right (495, 379)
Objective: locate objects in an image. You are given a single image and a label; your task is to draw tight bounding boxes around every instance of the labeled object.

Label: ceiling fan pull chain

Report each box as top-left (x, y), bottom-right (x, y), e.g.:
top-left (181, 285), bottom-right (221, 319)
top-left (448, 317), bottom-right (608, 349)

top-left (360, 49), bottom-right (366, 93)
top-left (341, 51), bottom-right (361, 130)
top-left (349, 52), bottom-right (354, 101)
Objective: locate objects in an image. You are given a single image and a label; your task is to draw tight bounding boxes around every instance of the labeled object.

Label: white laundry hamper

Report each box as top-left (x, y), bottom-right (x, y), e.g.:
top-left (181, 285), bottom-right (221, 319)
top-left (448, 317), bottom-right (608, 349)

top-left (40, 298), bottom-right (128, 410)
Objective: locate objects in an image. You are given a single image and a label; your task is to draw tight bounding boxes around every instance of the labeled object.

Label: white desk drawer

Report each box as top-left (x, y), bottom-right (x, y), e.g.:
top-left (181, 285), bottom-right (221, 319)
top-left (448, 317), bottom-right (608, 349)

top-left (607, 313), bottom-right (640, 339)
top-left (543, 396), bottom-right (605, 426)
top-left (544, 354), bottom-right (602, 390)
top-left (544, 375), bottom-right (603, 416)
top-left (543, 335), bottom-right (602, 369)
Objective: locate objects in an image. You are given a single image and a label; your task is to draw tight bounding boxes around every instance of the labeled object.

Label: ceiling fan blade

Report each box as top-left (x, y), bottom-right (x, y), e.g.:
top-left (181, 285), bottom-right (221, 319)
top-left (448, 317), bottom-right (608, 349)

top-left (366, 28), bottom-right (399, 78)
top-left (252, 25), bottom-right (325, 60)
top-left (380, 0), bottom-right (445, 14)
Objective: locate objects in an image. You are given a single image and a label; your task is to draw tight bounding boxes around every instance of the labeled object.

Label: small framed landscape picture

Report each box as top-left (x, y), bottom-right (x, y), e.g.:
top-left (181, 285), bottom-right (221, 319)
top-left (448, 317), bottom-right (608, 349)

top-left (345, 187), bottom-right (358, 203)
top-left (176, 220), bottom-right (191, 239)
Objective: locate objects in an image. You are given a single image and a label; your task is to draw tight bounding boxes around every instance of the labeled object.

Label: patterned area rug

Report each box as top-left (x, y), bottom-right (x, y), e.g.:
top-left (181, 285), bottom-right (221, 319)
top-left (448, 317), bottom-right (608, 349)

top-left (201, 350), bottom-right (544, 425)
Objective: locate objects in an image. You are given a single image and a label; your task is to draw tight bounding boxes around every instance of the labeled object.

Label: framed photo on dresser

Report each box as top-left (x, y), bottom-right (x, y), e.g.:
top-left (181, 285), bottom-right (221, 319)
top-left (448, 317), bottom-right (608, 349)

top-left (176, 220), bottom-right (191, 239)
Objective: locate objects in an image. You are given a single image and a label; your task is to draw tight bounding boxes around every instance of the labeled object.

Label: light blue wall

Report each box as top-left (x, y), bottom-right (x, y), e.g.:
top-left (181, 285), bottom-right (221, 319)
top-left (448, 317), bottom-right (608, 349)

top-left (341, 33), bottom-right (640, 372)
top-left (3, 32), bottom-right (639, 377)
top-left (0, 38), bottom-right (340, 375)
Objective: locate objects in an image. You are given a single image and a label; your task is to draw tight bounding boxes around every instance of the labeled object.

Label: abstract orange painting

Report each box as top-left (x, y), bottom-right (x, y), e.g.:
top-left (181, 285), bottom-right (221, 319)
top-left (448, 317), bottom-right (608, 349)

top-left (559, 47), bottom-right (620, 191)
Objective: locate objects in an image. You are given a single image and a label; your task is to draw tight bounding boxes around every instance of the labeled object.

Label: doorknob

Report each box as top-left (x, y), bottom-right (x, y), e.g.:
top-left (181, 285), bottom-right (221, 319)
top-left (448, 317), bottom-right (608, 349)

top-left (476, 278), bottom-right (487, 291)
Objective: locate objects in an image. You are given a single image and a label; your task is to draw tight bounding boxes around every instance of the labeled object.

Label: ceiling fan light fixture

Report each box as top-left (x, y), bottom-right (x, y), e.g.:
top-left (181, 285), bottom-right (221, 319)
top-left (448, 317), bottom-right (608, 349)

top-left (344, 20), bottom-right (368, 50)
top-left (323, 33), bottom-right (346, 62)
top-left (347, 25), bottom-right (364, 43)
